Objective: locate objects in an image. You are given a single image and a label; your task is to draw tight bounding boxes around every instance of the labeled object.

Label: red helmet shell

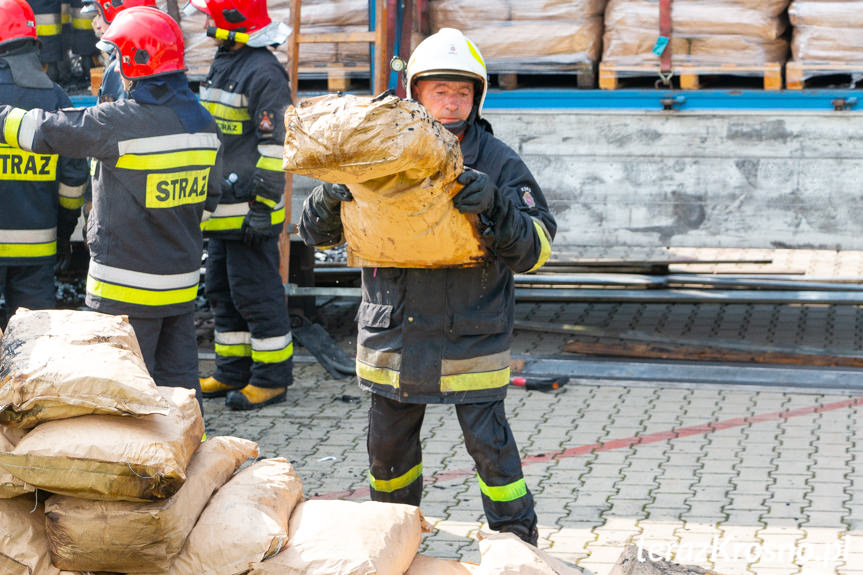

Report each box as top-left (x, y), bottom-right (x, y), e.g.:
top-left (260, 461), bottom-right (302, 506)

top-left (100, 7), bottom-right (186, 79)
top-left (187, 0), bottom-right (270, 34)
top-left (0, 0), bottom-right (38, 47)
top-left (95, 0), bottom-right (158, 24)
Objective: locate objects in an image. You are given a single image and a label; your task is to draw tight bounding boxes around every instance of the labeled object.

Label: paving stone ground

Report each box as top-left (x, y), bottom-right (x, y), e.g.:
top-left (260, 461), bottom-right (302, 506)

top-left (200, 248), bottom-right (863, 574)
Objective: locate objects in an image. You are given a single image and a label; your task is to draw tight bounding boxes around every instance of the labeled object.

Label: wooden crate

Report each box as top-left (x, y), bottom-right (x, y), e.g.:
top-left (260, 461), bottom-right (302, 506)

top-left (599, 62), bottom-right (783, 90)
top-left (786, 62), bottom-right (863, 90)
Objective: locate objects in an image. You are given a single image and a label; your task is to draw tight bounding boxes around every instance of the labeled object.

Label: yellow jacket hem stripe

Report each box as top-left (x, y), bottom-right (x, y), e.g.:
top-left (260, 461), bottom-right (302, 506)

top-left (477, 475), bottom-right (527, 502)
top-left (4, 108), bottom-right (26, 149)
top-left (255, 156), bottom-right (285, 172)
top-left (251, 342), bottom-right (294, 364)
top-left (440, 367), bottom-right (510, 392)
top-left (0, 242), bottom-right (56, 258)
top-left (36, 24), bottom-right (63, 36)
top-left (357, 361), bottom-right (399, 388)
top-left (116, 149), bottom-right (218, 171)
top-left (526, 219), bottom-right (553, 273)
top-left (369, 463), bottom-right (422, 493)
top-left (215, 343), bottom-right (252, 358)
top-left (87, 276), bottom-right (198, 306)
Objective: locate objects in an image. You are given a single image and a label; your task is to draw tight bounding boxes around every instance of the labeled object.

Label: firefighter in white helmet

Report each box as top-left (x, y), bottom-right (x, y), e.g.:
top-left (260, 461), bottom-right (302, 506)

top-left (299, 27), bottom-right (557, 546)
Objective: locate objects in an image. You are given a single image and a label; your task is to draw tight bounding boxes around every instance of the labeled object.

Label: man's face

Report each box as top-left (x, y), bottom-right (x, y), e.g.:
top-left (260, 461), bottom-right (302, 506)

top-left (413, 78), bottom-right (475, 124)
top-left (91, 12), bottom-right (108, 37)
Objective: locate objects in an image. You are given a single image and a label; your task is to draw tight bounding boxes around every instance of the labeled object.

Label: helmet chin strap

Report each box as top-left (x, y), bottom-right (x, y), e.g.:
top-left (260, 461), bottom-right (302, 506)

top-left (442, 105), bottom-right (478, 137)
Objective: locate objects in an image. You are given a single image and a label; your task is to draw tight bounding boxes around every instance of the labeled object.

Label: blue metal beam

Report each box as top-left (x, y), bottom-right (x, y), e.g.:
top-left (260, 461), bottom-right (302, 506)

top-left (71, 89), bottom-right (863, 112)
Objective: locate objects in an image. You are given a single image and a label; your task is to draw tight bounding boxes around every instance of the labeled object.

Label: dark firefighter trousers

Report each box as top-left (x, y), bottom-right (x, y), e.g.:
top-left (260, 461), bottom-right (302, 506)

top-left (368, 394), bottom-right (538, 541)
top-left (205, 236), bottom-right (292, 390)
top-left (128, 312), bottom-right (202, 413)
top-left (0, 263), bottom-right (54, 328)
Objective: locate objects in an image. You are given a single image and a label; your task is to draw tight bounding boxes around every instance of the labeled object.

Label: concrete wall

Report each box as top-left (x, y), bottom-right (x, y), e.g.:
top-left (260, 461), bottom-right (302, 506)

top-left (290, 109), bottom-right (863, 252)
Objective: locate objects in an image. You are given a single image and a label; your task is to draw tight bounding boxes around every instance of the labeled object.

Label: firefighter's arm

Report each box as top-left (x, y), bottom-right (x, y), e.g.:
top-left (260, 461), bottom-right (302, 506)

top-left (0, 105), bottom-right (113, 159)
top-left (297, 183), bottom-right (351, 249)
top-left (247, 65), bottom-right (289, 208)
top-left (453, 162), bottom-right (555, 274)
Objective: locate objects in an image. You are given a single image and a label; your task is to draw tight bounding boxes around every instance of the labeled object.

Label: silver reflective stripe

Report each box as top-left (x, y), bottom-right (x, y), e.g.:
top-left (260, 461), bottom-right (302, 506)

top-left (257, 144), bottom-right (283, 159)
top-left (202, 209), bottom-right (213, 222)
top-left (211, 198), bottom-right (284, 218)
top-left (117, 133), bottom-right (221, 156)
top-left (89, 260), bottom-right (199, 290)
top-left (215, 331), bottom-right (251, 345)
top-left (58, 183), bottom-right (86, 198)
top-left (35, 14), bottom-right (62, 24)
top-left (251, 333), bottom-right (292, 351)
top-left (17, 112), bottom-right (38, 152)
top-left (0, 228), bottom-right (56, 243)
top-left (199, 86), bottom-right (248, 108)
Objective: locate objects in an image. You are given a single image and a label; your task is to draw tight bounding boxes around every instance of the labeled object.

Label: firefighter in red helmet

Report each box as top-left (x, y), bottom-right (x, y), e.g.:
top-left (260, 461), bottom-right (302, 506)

top-left (82, 0), bottom-right (159, 102)
top-left (0, 6), bottom-right (224, 412)
top-left (185, 0), bottom-right (293, 410)
top-left (0, 0), bottom-right (88, 328)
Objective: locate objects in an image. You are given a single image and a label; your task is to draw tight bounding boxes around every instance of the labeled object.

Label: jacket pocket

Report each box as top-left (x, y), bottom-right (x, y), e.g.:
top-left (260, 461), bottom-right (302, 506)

top-left (450, 312), bottom-right (507, 336)
top-left (356, 302), bottom-right (393, 329)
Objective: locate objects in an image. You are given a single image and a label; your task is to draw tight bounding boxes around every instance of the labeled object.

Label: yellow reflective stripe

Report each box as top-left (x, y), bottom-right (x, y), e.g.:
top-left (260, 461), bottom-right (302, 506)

top-left (36, 23), bottom-right (63, 35)
top-left (526, 219), bottom-right (552, 273)
top-left (255, 156), bottom-right (284, 172)
top-left (115, 149), bottom-right (218, 171)
top-left (201, 215), bottom-right (244, 231)
top-left (357, 361), bottom-right (399, 388)
top-left (255, 195), bottom-right (277, 208)
top-left (86, 275), bottom-right (198, 306)
top-left (271, 206), bottom-right (285, 225)
top-left (477, 475), bottom-right (527, 503)
top-left (72, 18), bottom-right (92, 29)
top-left (59, 196), bottom-right (85, 209)
top-left (251, 342), bottom-right (293, 364)
top-left (4, 108), bottom-right (27, 149)
top-left (215, 342), bottom-right (252, 357)
top-left (61, 13), bottom-right (71, 24)
top-left (440, 366), bottom-right (510, 393)
top-left (0, 242), bottom-right (56, 258)
top-left (465, 38), bottom-right (487, 71)
top-left (369, 463), bottom-right (422, 493)
top-left (201, 101), bottom-right (251, 122)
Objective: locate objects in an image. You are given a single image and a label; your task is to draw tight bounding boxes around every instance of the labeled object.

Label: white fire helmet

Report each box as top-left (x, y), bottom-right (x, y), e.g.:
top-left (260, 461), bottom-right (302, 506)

top-left (405, 27), bottom-right (488, 118)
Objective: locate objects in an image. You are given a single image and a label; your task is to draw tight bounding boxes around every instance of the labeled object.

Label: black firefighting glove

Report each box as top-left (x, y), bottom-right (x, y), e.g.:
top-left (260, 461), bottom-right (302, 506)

top-left (319, 183), bottom-right (353, 214)
top-left (242, 201), bottom-right (279, 249)
top-left (453, 168), bottom-right (496, 215)
top-left (55, 210), bottom-right (78, 275)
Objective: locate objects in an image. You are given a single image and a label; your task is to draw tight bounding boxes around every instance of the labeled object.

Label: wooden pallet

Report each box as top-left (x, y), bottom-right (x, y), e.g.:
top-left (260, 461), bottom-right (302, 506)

top-left (786, 62), bottom-right (863, 90)
top-left (599, 62), bottom-right (783, 90)
top-left (494, 62), bottom-right (596, 90)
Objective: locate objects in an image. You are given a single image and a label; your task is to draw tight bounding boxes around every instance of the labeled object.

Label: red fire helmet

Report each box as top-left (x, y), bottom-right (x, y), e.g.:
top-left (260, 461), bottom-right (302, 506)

top-left (0, 0), bottom-right (38, 48)
top-left (98, 7), bottom-right (186, 79)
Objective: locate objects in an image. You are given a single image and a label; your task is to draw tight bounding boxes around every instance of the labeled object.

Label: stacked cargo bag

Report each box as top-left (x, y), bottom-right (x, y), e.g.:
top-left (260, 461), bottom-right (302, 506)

top-left (601, 0), bottom-right (790, 84)
top-left (137, 457), bottom-right (304, 575)
top-left (0, 423), bottom-right (32, 498)
top-left (0, 308), bottom-right (171, 428)
top-left (428, 0), bottom-right (606, 74)
top-left (44, 437), bottom-right (259, 573)
top-left (787, 0), bottom-right (863, 87)
top-left (249, 500), bottom-right (427, 574)
top-left (173, 0), bottom-right (370, 77)
top-left (0, 497), bottom-right (71, 575)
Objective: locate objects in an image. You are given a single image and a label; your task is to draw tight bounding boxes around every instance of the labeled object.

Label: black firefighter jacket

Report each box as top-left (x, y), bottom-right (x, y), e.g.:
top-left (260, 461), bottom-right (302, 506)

top-left (0, 49), bottom-right (87, 266)
top-left (0, 98), bottom-right (224, 318)
top-left (199, 45), bottom-right (290, 239)
top-left (299, 120), bottom-right (557, 404)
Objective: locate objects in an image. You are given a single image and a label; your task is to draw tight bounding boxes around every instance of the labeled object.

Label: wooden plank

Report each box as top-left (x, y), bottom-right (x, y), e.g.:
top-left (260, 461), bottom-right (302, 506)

top-left (599, 63), bottom-right (783, 90)
top-left (565, 339), bottom-right (863, 368)
top-left (297, 31), bottom-right (377, 43)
